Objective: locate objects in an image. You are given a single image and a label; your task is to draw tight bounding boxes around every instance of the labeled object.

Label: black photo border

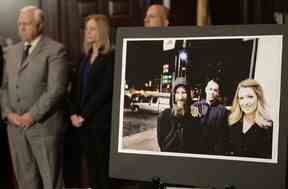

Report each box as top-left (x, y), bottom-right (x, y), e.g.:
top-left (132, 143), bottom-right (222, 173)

top-left (110, 25), bottom-right (288, 189)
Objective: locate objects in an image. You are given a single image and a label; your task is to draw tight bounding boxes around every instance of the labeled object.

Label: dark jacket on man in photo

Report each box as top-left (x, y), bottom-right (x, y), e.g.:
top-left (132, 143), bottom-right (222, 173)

top-left (190, 99), bottom-right (229, 155)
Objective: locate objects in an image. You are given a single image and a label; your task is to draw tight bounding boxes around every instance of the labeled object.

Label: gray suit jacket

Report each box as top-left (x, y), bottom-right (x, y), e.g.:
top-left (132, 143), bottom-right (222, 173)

top-left (1, 36), bottom-right (68, 130)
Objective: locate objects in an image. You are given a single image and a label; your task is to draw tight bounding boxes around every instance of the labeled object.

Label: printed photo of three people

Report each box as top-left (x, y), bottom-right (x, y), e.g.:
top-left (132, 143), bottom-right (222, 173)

top-left (117, 35), bottom-right (281, 164)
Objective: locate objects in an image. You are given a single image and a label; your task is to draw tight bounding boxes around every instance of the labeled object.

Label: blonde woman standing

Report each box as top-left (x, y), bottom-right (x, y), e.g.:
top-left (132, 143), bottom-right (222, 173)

top-left (69, 15), bottom-right (114, 188)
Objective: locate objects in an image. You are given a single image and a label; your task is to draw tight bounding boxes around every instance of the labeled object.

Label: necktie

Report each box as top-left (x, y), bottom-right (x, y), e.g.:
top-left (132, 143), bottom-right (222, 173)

top-left (21, 44), bottom-right (31, 64)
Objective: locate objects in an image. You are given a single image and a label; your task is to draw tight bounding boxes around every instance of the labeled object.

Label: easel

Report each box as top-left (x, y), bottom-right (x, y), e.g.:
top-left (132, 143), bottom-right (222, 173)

top-left (152, 177), bottom-right (163, 189)
top-left (151, 177), bottom-right (236, 189)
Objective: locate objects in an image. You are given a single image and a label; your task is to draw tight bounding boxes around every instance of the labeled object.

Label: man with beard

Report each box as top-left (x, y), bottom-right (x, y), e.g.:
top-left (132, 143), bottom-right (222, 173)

top-left (157, 77), bottom-right (202, 153)
top-left (190, 79), bottom-right (229, 155)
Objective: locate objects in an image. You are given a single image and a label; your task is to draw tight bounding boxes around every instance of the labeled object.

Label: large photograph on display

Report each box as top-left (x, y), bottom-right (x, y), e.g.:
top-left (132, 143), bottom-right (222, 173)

top-left (119, 36), bottom-right (280, 163)
top-left (110, 26), bottom-right (288, 189)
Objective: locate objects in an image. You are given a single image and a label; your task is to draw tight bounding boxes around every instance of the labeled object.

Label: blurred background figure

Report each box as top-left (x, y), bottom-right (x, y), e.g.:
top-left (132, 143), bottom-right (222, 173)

top-left (68, 14), bottom-right (114, 189)
top-left (144, 4), bottom-right (169, 27)
top-left (228, 79), bottom-right (273, 159)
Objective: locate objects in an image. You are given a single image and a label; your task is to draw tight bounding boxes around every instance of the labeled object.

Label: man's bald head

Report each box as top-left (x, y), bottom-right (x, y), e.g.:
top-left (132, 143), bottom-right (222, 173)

top-left (144, 4), bottom-right (169, 27)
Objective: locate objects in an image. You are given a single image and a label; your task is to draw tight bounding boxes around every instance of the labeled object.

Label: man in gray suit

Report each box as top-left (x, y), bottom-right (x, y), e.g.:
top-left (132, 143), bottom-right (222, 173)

top-left (1, 6), bottom-right (68, 189)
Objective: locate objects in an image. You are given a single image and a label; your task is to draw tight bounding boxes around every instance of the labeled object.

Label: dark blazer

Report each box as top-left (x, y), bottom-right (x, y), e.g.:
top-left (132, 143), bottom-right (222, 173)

top-left (68, 50), bottom-right (114, 189)
top-left (192, 100), bottom-right (229, 155)
top-left (69, 50), bottom-right (114, 133)
top-left (229, 119), bottom-right (273, 159)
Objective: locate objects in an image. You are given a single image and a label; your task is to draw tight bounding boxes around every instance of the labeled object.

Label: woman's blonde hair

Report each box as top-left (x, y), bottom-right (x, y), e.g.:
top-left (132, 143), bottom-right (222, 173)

top-left (83, 14), bottom-right (111, 55)
top-left (228, 79), bottom-right (272, 127)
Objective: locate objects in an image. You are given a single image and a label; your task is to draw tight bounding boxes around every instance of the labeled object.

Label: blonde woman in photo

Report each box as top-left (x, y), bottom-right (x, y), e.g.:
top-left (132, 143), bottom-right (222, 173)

top-left (228, 79), bottom-right (273, 159)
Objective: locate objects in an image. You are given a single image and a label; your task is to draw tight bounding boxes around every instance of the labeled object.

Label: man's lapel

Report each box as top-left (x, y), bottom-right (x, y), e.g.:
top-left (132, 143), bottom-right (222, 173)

top-left (16, 42), bottom-right (24, 75)
top-left (19, 37), bottom-right (45, 72)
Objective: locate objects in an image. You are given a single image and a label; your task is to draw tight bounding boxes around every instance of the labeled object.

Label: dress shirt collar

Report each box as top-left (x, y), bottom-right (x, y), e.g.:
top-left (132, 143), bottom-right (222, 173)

top-left (24, 35), bottom-right (42, 55)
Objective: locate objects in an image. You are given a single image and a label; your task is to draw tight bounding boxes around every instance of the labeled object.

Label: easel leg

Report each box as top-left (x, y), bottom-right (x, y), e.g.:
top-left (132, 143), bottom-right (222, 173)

top-left (224, 184), bottom-right (235, 189)
top-left (152, 177), bottom-right (161, 189)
